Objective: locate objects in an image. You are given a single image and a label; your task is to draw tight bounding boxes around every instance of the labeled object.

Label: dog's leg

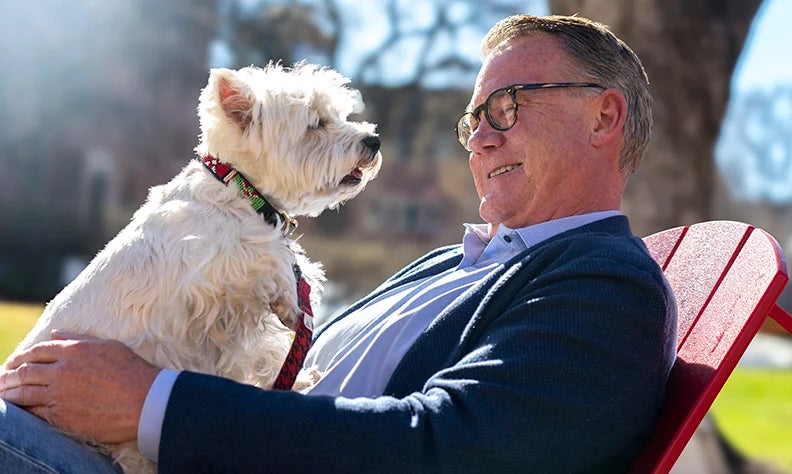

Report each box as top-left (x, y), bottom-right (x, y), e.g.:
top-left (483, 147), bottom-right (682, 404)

top-left (270, 296), bottom-right (300, 331)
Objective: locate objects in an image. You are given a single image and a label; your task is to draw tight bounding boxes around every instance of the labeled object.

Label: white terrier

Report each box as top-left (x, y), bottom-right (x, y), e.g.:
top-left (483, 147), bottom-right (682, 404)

top-left (9, 62), bottom-right (382, 473)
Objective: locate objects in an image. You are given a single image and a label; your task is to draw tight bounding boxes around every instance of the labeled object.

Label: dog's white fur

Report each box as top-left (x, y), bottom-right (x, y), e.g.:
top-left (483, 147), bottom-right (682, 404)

top-left (9, 62), bottom-right (381, 473)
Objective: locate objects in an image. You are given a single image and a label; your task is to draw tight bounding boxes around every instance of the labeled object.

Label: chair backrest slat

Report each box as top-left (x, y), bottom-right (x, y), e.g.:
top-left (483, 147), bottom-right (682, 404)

top-left (629, 221), bottom-right (790, 473)
top-left (662, 222), bottom-right (753, 349)
top-left (644, 225), bottom-right (686, 271)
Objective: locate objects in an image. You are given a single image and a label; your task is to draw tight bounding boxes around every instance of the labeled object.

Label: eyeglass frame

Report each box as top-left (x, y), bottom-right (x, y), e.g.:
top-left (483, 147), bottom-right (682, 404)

top-left (454, 82), bottom-right (606, 151)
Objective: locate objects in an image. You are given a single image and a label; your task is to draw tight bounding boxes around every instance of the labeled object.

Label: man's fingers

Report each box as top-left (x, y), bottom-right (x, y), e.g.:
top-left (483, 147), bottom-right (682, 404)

top-left (50, 330), bottom-right (94, 341)
top-left (0, 361), bottom-right (56, 390)
top-left (1, 335), bottom-right (153, 444)
top-left (0, 384), bottom-right (49, 407)
top-left (3, 332), bottom-right (96, 370)
top-left (3, 340), bottom-right (70, 370)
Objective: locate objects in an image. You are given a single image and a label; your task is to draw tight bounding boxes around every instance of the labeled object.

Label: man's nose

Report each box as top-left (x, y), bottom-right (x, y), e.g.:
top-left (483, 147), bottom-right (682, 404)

top-left (467, 120), bottom-right (501, 152)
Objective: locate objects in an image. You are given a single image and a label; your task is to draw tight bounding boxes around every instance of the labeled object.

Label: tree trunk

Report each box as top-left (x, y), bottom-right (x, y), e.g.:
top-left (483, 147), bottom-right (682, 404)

top-left (547, 0), bottom-right (762, 235)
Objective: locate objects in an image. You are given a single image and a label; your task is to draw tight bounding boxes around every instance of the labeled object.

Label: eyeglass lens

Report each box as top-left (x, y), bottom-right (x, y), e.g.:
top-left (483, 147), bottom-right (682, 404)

top-left (487, 89), bottom-right (517, 130)
top-left (456, 88), bottom-right (517, 150)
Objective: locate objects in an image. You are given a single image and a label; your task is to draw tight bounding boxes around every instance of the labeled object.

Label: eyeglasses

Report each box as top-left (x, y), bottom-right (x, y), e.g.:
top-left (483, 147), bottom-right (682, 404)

top-left (454, 82), bottom-right (605, 151)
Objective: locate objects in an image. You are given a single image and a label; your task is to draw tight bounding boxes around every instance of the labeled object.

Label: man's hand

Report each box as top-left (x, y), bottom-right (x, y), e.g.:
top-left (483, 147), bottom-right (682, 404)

top-left (0, 331), bottom-right (159, 444)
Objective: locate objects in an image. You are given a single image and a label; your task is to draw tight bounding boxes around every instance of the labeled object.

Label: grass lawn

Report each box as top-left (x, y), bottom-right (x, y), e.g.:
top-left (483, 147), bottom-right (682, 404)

top-left (0, 301), bottom-right (790, 470)
top-left (710, 368), bottom-right (792, 471)
top-left (0, 301), bottom-right (43, 360)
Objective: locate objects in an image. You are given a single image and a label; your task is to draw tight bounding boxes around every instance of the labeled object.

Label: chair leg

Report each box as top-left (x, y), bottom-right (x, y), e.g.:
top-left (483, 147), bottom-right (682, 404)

top-left (769, 304), bottom-right (792, 334)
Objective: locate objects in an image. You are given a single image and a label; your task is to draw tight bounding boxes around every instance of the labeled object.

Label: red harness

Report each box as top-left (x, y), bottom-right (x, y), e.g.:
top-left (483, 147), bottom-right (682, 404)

top-left (272, 267), bottom-right (314, 390)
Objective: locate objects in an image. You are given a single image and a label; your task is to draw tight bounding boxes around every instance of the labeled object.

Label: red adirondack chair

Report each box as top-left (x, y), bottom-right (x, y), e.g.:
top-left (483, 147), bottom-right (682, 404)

top-left (629, 221), bottom-right (792, 473)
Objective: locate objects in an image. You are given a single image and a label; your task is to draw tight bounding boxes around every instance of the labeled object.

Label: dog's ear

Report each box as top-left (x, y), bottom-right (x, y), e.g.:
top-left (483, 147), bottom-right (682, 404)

top-left (211, 69), bottom-right (253, 131)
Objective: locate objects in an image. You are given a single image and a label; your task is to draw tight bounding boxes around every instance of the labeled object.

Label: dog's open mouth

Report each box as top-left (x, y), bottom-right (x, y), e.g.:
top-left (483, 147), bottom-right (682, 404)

top-left (340, 168), bottom-right (363, 186)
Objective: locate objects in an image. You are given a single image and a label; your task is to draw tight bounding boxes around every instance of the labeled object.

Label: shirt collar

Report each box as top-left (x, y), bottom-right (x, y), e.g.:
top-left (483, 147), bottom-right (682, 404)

top-left (459, 210), bottom-right (622, 268)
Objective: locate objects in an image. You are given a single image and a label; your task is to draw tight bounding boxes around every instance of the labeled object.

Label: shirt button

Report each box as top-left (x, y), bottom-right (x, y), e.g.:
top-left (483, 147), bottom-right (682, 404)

top-left (503, 234), bottom-right (512, 243)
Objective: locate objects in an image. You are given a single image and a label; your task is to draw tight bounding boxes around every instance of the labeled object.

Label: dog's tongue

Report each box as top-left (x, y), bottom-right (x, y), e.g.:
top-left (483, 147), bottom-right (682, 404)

top-left (340, 168), bottom-right (363, 185)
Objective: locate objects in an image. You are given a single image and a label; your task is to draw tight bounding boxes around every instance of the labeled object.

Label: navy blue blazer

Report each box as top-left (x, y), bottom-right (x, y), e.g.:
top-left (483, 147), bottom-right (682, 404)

top-left (159, 216), bottom-right (677, 473)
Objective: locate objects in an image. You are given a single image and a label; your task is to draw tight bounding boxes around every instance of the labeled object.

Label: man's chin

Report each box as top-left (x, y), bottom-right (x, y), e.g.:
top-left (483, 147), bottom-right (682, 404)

top-left (478, 202), bottom-right (502, 238)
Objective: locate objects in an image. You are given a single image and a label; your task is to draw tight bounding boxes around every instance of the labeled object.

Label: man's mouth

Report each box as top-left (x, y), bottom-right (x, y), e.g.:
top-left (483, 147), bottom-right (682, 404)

top-left (488, 163), bottom-right (522, 178)
top-left (340, 167), bottom-right (363, 185)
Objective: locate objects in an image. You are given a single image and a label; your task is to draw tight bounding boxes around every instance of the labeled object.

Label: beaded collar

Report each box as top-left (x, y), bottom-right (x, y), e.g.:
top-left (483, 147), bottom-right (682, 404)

top-left (200, 155), bottom-right (298, 235)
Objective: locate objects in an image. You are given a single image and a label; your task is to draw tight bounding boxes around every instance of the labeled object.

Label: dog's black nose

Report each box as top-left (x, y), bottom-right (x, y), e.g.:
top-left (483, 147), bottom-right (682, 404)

top-left (363, 135), bottom-right (380, 153)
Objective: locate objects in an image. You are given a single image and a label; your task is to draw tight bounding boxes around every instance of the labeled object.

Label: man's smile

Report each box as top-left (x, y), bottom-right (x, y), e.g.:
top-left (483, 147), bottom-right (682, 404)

top-left (488, 163), bottom-right (523, 178)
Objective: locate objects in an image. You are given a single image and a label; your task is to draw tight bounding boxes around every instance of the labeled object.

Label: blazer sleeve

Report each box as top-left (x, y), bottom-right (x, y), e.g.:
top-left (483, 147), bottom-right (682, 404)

top-left (158, 237), bottom-right (676, 474)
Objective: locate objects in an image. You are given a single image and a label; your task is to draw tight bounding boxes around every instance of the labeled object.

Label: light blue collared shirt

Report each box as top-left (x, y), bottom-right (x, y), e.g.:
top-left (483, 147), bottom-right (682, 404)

top-left (137, 210), bottom-right (622, 461)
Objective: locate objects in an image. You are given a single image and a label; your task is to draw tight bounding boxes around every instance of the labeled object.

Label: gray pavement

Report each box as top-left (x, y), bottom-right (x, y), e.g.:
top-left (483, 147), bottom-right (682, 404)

top-left (739, 332), bottom-right (792, 369)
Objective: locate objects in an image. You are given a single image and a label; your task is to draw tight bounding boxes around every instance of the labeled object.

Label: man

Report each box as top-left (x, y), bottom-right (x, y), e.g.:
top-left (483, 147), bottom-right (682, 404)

top-left (0, 14), bottom-right (676, 473)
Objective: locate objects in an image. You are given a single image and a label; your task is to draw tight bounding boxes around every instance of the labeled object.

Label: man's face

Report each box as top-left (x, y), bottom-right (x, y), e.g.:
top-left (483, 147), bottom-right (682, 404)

top-left (467, 34), bottom-right (613, 234)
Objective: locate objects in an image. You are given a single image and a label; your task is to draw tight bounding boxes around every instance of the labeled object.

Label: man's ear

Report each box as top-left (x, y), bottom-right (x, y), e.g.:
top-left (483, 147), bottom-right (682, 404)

top-left (210, 68), bottom-right (253, 131)
top-left (590, 89), bottom-right (627, 148)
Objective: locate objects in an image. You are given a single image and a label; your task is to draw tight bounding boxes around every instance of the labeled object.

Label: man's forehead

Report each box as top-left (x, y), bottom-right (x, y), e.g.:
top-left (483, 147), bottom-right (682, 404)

top-left (469, 35), bottom-right (572, 107)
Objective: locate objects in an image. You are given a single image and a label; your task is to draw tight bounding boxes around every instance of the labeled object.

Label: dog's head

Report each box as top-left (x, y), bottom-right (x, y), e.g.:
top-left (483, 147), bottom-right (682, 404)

top-left (196, 62), bottom-right (382, 217)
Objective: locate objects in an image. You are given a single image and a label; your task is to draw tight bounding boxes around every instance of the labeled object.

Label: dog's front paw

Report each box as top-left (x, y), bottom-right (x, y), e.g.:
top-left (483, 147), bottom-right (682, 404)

top-left (293, 365), bottom-right (324, 392)
top-left (270, 297), bottom-right (300, 331)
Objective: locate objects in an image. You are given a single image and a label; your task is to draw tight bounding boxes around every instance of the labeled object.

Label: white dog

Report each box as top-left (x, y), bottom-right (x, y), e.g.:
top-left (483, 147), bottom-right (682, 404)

top-left (8, 62), bottom-right (382, 473)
